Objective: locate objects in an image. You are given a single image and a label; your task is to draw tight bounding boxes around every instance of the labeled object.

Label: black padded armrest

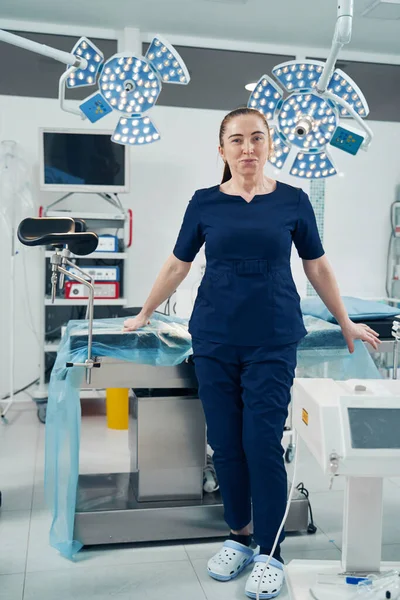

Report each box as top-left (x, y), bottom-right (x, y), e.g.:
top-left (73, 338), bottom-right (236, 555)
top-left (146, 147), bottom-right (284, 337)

top-left (18, 218), bottom-right (98, 256)
top-left (18, 217), bottom-right (75, 240)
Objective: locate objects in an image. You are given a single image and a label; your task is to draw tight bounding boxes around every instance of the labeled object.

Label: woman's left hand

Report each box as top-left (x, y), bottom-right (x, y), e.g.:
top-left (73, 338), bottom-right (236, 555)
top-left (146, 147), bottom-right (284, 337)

top-left (340, 320), bottom-right (381, 353)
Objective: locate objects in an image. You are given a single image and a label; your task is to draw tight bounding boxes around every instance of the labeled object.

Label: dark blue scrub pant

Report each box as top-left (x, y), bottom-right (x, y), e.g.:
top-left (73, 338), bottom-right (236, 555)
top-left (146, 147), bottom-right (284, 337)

top-left (192, 337), bottom-right (297, 550)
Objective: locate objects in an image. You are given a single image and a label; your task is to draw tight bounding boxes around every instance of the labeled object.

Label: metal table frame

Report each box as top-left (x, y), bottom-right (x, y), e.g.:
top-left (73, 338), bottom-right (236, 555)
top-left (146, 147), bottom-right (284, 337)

top-left (73, 356), bottom-right (310, 546)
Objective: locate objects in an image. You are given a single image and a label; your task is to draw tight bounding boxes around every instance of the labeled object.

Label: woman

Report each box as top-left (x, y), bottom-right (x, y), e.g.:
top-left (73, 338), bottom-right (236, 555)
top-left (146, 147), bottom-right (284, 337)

top-left (124, 107), bottom-right (380, 599)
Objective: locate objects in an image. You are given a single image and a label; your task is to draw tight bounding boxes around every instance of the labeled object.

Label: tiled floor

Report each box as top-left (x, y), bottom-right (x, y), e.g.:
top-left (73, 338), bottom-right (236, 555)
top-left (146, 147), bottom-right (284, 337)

top-left (1, 401), bottom-right (400, 599)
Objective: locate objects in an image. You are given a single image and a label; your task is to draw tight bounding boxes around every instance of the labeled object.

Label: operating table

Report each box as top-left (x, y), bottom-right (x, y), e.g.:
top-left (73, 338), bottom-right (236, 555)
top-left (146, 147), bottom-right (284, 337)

top-left (65, 326), bottom-right (310, 547)
top-left (17, 217), bottom-right (311, 557)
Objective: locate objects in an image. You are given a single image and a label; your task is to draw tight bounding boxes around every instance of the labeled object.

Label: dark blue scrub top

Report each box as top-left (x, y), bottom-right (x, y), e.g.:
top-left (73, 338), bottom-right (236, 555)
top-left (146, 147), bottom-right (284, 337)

top-left (173, 181), bottom-right (325, 347)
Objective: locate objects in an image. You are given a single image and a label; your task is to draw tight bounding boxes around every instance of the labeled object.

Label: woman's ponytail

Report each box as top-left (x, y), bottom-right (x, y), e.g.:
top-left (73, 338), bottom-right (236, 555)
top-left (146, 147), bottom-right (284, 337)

top-left (221, 162), bottom-right (232, 184)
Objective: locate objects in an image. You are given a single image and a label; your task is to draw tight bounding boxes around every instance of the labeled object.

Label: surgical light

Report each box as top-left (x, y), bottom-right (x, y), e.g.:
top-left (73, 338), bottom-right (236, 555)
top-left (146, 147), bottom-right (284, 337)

top-left (248, 76), bottom-right (283, 121)
top-left (245, 82), bottom-right (257, 92)
top-left (0, 30), bottom-right (190, 148)
top-left (247, 0), bottom-right (373, 180)
top-left (290, 151), bottom-right (337, 179)
top-left (326, 70), bottom-right (368, 117)
top-left (66, 38), bottom-right (104, 87)
top-left (112, 115), bottom-right (160, 146)
top-left (269, 128), bottom-right (291, 170)
top-left (75, 36), bottom-right (190, 147)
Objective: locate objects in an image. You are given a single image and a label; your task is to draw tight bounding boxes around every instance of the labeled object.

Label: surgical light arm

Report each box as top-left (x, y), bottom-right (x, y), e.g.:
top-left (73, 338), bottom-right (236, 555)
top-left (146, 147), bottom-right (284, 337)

top-left (59, 67), bottom-right (86, 118)
top-left (317, 0), bottom-right (354, 94)
top-left (0, 29), bottom-right (87, 119)
top-left (0, 29), bottom-right (87, 69)
top-left (314, 0), bottom-right (372, 151)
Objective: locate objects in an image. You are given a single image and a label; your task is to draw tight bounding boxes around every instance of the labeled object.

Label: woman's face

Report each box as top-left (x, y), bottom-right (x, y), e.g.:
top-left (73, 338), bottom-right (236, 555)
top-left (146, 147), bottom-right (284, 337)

top-left (219, 114), bottom-right (270, 179)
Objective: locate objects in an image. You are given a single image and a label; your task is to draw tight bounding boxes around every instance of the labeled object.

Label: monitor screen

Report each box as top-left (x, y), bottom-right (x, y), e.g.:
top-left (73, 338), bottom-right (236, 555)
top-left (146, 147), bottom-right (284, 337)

top-left (41, 130), bottom-right (128, 193)
top-left (348, 407), bottom-right (400, 449)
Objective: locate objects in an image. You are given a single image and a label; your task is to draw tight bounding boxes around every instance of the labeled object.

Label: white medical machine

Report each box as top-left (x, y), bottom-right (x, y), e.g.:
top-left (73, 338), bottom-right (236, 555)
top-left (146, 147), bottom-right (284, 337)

top-left (288, 378), bottom-right (400, 600)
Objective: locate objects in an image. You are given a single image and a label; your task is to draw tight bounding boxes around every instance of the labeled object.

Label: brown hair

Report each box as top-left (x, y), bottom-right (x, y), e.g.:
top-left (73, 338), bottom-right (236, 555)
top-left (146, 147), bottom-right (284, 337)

top-left (219, 107), bottom-right (273, 184)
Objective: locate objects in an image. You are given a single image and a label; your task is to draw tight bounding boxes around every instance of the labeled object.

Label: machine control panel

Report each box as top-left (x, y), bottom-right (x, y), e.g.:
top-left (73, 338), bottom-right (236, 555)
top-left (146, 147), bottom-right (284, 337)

top-left (66, 266), bottom-right (120, 281)
top-left (348, 407), bottom-right (400, 450)
top-left (329, 126), bottom-right (364, 155)
top-left (293, 378), bottom-right (400, 478)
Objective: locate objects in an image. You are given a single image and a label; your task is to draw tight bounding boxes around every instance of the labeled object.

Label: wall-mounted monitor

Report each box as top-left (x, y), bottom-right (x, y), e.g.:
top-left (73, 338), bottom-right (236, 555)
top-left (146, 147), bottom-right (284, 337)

top-left (39, 128), bottom-right (129, 194)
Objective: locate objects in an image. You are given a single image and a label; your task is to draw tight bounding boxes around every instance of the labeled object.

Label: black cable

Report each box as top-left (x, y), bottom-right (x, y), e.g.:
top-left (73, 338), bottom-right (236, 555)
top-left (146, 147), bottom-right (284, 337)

top-left (296, 482), bottom-right (317, 534)
top-left (1, 378), bottom-right (39, 401)
top-left (45, 324), bottom-right (65, 336)
top-left (96, 259), bottom-right (123, 267)
top-left (45, 299), bottom-right (82, 337)
top-left (157, 293), bottom-right (175, 317)
top-left (1, 362), bottom-right (54, 402)
top-left (1, 367), bottom-right (50, 401)
top-left (164, 291), bottom-right (177, 316)
top-left (103, 193), bottom-right (124, 240)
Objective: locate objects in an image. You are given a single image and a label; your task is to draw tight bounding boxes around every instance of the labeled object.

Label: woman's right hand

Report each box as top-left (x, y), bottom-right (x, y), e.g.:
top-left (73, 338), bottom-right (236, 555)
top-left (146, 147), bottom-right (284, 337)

top-left (123, 313), bottom-right (151, 332)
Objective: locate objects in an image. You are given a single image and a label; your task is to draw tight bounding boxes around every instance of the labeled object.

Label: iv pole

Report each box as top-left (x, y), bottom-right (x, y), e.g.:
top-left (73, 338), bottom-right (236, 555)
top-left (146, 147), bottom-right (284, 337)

top-left (0, 143), bottom-right (16, 420)
top-left (0, 31), bottom-right (88, 420)
top-left (0, 142), bottom-right (34, 420)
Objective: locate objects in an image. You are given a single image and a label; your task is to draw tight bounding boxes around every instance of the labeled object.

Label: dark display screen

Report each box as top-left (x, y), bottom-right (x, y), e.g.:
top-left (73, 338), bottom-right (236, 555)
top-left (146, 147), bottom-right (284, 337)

top-left (348, 408), bottom-right (400, 449)
top-left (43, 132), bottom-right (126, 187)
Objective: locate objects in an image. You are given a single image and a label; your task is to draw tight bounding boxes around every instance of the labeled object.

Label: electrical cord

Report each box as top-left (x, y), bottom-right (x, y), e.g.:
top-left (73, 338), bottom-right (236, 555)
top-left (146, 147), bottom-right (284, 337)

top-left (256, 430), bottom-right (300, 600)
top-left (157, 291), bottom-right (176, 316)
top-left (162, 298), bottom-right (170, 316)
top-left (45, 324), bottom-right (65, 336)
top-left (386, 200), bottom-right (400, 303)
top-left (295, 482), bottom-right (317, 534)
top-left (1, 378), bottom-right (39, 402)
top-left (5, 242), bottom-right (77, 401)
top-left (0, 364), bottom-right (54, 403)
top-left (386, 202), bottom-right (396, 298)
top-left (96, 258), bottom-right (124, 267)
top-left (1, 246), bottom-right (64, 402)
top-left (20, 246), bottom-right (41, 346)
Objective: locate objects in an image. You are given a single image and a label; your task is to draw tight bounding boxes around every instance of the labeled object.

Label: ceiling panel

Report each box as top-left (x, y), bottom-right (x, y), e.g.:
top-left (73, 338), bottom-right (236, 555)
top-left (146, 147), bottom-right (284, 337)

top-left (0, 0), bottom-right (399, 55)
top-left (143, 43), bottom-right (294, 110)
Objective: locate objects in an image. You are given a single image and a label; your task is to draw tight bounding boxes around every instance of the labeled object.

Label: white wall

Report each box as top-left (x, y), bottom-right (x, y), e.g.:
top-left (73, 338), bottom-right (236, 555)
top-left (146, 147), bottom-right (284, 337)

top-left (0, 96), bottom-right (225, 396)
top-left (0, 93), bottom-right (399, 396)
top-left (324, 121), bottom-right (400, 297)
